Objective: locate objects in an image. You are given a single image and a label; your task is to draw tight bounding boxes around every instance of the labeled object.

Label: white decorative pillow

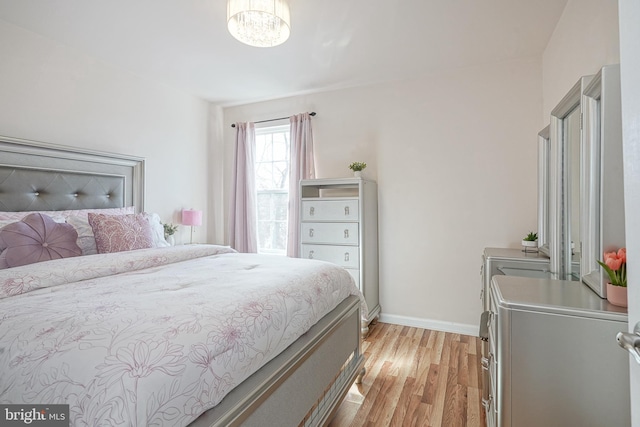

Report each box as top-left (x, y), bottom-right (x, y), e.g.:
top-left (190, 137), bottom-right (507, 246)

top-left (142, 212), bottom-right (170, 248)
top-left (0, 216), bottom-right (66, 228)
top-left (66, 216), bottom-right (99, 256)
top-left (0, 206), bottom-right (135, 221)
top-left (88, 213), bottom-right (154, 254)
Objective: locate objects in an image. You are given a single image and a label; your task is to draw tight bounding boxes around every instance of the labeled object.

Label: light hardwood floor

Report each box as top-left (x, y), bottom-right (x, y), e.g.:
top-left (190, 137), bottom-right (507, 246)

top-left (328, 322), bottom-right (486, 427)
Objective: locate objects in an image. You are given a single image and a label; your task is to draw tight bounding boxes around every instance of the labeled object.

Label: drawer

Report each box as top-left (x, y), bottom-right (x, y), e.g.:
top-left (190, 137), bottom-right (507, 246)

top-left (488, 311), bottom-right (497, 358)
top-left (301, 244), bottom-right (359, 269)
top-left (489, 327), bottom-right (496, 359)
top-left (489, 354), bottom-right (498, 414)
top-left (300, 222), bottom-right (359, 244)
top-left (481, 353), bottom-right (490, 402)
top-left (482, 389), bottom-right (496, 427)
top-left (485, 397), bottom-right (496, 427)
top-left (301, 199), bottom-right (359, 221)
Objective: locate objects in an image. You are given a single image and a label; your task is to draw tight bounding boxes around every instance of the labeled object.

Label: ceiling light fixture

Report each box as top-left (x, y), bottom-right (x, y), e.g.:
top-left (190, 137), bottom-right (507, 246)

top-left (227, 0), bottom-right (291, 48)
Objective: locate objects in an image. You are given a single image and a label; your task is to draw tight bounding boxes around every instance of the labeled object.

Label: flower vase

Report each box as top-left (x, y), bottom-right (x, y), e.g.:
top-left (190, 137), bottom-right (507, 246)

top-left (354, 171), bottom-right (362, 178)
top-left (521, 240), bottom-right (538, 253)
top-left (606, 283), bottom-right (628, 308)
top-left (166, 235), bottom-right (175, 246)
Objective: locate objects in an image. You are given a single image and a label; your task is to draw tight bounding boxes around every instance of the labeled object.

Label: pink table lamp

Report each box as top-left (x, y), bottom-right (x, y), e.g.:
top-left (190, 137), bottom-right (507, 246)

top-left (182, 209), bottom-right (202, 244)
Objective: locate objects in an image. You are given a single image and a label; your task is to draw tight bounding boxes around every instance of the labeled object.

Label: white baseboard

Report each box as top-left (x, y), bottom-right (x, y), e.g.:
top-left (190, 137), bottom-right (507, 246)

top-left (378, 313), bottom-right (479, 337)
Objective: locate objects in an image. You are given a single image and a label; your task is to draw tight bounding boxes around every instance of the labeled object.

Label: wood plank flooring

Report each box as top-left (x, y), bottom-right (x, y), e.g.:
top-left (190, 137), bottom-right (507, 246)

top-left (328, 322), bottom-right (486, 427)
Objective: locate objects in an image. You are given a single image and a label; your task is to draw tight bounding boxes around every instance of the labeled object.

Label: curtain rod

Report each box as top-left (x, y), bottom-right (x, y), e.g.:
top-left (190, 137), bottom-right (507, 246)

top-left (230, 112), bottom-right (316, 128)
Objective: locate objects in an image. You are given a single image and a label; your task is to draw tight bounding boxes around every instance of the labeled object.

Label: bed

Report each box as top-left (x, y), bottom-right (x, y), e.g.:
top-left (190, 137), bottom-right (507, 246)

top-left (0, 136), bottom-right (366, 427)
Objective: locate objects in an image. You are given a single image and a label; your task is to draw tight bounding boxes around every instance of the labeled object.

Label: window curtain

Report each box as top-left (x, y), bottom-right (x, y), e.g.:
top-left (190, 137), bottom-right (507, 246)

top-left (287, 113), bottom-right (316, 257)
top-left (229, 122), bottom-right (258, 253)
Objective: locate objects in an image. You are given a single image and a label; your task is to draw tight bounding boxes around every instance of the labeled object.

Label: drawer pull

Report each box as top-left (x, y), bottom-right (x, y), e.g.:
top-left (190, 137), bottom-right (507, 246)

top-left (308, 250), bottom-right (314, 259)
top-left (344, 252), bottom-right (350, 262)
top-left (487, 311), bottom-right (494, 329)
top-left (344, 206), bottom-right (349, 216)
top-left (481, 357), bottom-right (489, 370)
top-left (310, 207), bottom-right (315, 216)
top-left (344, 229), bottom-right (349, 239)
top-left (309, 228), bottom-right (314, 237)
top-left (481, 396), bottom-right (492, 410)
top-left (480, 311), bottom-right (489, 341)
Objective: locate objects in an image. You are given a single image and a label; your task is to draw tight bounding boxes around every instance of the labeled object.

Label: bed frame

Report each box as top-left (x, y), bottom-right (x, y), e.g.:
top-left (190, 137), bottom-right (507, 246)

top-left (0, 135), bottom-right (365, 427)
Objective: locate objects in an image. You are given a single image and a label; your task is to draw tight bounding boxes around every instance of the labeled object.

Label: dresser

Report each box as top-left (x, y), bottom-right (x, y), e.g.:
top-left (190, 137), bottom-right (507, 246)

top-left (484, 275), bottom-right (629, 427)
top-left (299, 178), bottom-right (380, 327)
top-left (481, 247), bottom-right (551, 312)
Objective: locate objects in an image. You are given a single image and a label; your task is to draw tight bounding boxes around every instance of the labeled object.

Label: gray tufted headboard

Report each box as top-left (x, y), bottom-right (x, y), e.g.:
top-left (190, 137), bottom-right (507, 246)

top-left (0, 135), bottom-right (145, 212)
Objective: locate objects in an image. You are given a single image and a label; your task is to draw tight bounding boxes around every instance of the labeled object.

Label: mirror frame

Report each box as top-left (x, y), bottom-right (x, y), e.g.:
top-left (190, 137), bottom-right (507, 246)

top-left (549, 75), bottom-right (593, 280)
top-left (581, 64), bottom-right (625, 298)
top-left (537, 125), bottom-right (551, 256)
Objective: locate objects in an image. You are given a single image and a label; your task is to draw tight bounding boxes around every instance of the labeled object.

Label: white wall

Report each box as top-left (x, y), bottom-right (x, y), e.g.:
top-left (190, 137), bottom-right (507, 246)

top-left (208, 104), bottom-right (226, 245)
top-left (0, 20), bottom-right (210, 244)
top-left (224, 57), bottom-right (543, 332)
top-left (542, 0), bottom-right (619, 119)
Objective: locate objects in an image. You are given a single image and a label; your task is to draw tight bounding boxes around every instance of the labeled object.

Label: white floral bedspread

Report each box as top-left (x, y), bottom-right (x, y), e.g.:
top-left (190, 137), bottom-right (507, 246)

top-left (0, 245), bottom-right (364, 426)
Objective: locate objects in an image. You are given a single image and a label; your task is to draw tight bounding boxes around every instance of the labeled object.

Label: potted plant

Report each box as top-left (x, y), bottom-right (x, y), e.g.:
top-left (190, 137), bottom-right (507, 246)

top-left (521, 232), bottom-right (538, 253)
top-left (163, 223), bottom-right (179, 246)
top-left (349, 162), bottom-right (367, 177)
top-left (597, 248), bottom-right (627, 307)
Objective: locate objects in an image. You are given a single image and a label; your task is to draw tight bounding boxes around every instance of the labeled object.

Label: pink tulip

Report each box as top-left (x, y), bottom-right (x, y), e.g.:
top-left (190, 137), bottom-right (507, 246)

top-left (606, 256), bottom-right (623, 271)
top-left (598, 248), bottom-right (627, 287)
top-left (617, 248), bottom-right (627, 263)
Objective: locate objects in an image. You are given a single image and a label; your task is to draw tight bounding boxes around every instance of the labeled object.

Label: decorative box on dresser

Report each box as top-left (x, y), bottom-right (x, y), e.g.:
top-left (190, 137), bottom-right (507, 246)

top-left (299, 178), bottom-right (380, 330)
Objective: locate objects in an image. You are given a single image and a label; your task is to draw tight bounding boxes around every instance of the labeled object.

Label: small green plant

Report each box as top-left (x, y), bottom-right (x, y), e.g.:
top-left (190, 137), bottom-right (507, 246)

top-left (163, 223), bottom-right (178, 237)
top-left (523, 232), bottom-right (538, 241)
top-left (348, 162), bottom-right (367, 172)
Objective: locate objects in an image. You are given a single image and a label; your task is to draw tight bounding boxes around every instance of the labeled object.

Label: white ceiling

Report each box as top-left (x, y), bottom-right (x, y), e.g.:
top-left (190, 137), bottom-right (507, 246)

top-left (0, 0), bottom-right (567, 106)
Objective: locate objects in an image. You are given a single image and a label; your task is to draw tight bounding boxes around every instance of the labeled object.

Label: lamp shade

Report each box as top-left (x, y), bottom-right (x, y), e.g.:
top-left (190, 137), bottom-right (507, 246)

top-left (227, 0), bottom-right (290, 47)
top-left (182, 209), bottom-right (203, 226)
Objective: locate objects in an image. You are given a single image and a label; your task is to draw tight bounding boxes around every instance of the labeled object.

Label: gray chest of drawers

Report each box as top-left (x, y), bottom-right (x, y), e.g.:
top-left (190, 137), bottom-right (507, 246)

top-left (485, 275), bottom-right (629, 427)
top-left (300, 178), bottom-right (380, 327)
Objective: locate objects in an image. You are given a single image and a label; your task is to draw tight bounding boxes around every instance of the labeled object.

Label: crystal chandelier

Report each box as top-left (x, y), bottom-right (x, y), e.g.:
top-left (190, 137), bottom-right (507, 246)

top-left (227, 0), bottom-right (291, 48)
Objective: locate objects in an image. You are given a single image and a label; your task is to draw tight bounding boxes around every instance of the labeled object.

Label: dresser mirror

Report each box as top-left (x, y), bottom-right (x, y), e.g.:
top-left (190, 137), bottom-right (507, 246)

top-left (537, 125), bottom-right (551, 256)
top-left (549, 75), bottom-right (593, 280)
top-left (580, 64), bottom-right (625, 298)
top-left (565, 105), bottom-right (581, 280)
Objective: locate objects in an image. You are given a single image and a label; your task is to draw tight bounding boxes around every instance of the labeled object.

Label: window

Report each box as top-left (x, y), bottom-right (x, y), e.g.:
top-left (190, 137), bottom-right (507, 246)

top-left (255, 125), bottom-right (290, 255)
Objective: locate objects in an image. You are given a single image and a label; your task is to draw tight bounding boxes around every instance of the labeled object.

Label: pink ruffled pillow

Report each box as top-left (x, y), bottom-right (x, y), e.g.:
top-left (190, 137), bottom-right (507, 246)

top-left (88, 213), bottom-right (154, 254)
top-left (0, 213), bottom-right (82, 268)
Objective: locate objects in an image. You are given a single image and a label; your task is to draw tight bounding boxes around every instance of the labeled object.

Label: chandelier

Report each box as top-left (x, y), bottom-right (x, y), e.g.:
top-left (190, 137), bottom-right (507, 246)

top-left (227, 0), bottom-right (291, 48)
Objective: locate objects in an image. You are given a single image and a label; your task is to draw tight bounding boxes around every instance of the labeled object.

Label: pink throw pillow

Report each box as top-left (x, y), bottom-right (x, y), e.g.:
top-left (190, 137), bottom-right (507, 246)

top-left (88, 213), bottom-right (154, 254)
top-left (0, 213), bottom-right (81, 268)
